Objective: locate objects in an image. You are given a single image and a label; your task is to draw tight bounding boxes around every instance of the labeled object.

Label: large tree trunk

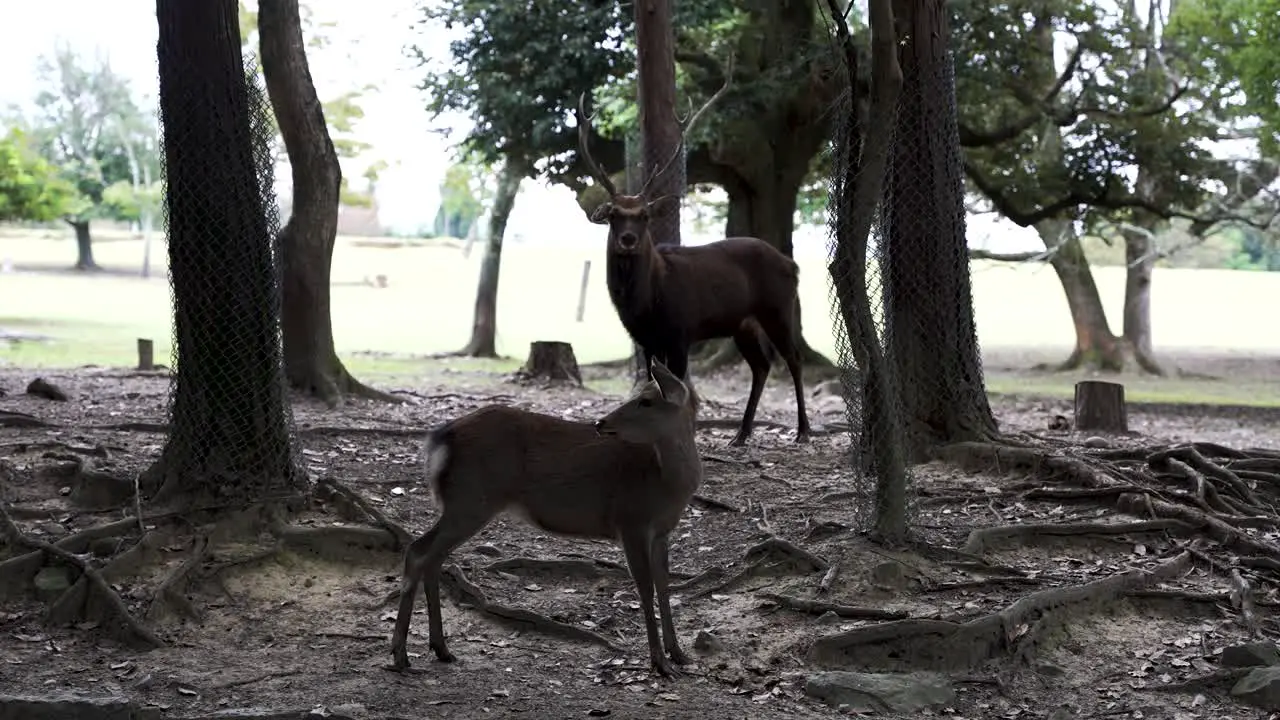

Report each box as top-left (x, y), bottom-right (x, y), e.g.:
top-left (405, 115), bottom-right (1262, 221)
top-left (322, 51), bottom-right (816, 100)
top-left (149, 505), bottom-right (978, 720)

top-left (143, 0), bottom-right (304, 505)
top-left (259, 0), bottom-right (396, 405)
top-left (456, 163), bottom-right (521, 358)
top-left (68, 219), bottom-right (98, 271)
top-left (1121, 223), bottom-right (1166, 376)
top-left (883, 0), bottom-right (999, 462)
top-left (1035, 219), bottom-right (1124, 371)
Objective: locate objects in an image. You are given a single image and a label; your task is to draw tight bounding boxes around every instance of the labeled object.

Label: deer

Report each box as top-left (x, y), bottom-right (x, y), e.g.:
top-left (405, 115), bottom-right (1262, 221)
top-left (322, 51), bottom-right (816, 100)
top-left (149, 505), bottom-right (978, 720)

top-left (389, 359), bottom-right (702, 679)
top-left (575, 86), bottom-right (810, 448)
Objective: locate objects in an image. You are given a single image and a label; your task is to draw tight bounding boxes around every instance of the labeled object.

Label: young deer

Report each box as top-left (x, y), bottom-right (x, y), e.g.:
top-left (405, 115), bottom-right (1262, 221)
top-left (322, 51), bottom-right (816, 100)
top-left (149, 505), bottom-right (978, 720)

top-left (389, 360), bottom-right (702, 678)
top-left (576, 92), bottom-right (810, 447)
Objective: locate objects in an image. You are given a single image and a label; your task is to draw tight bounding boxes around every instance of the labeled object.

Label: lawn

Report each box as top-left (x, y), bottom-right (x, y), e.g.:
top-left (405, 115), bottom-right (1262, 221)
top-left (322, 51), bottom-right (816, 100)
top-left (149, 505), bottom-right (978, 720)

top-left (1, 227), bottom-right (1277, 406)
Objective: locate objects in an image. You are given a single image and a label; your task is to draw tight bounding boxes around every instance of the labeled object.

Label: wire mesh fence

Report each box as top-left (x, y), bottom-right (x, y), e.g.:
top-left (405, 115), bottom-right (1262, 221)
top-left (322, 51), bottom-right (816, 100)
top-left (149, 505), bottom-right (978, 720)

top-left (148, 34), bottom-right (304, 501)
top-left (826, 48), bottom-right (990, 535)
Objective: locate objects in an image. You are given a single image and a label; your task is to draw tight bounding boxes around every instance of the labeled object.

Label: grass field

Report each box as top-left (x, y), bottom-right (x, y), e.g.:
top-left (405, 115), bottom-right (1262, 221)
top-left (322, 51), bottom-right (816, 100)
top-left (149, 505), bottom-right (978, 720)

top-left (1, 227), bottom-right (1277, 406)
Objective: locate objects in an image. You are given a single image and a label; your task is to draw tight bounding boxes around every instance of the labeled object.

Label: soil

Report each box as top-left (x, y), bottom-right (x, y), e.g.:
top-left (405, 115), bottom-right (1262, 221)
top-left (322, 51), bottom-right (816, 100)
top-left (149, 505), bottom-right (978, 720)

top-left (0, 351), bottom-right (1278, 719)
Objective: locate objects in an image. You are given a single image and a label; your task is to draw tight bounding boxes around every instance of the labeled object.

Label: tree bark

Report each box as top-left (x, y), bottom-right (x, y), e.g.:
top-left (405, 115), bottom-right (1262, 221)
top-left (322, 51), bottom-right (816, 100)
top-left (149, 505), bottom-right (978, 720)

top-left (883, 0), bottom-right (999, 462)
top-left (258, 0), bottom-right (397, 405)
top-left (1035, 219), bottom-right (1124, 372)
top-left (456, 162), bottom-right (521, 358)
top-left (144, 0), bottom-right (304, 506)
top-left (633, 0), bottom-right (683, 248)
top-left (68, 219), bottom-right (98, 270)
top-left (1073, 380), bottom-right (1128, 433)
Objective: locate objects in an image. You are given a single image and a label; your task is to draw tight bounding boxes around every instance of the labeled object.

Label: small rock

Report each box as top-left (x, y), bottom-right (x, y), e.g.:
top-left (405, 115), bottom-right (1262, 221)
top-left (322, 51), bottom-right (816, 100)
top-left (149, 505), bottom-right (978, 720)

top-left (1221, 641), bottom-right (1280, 668)
top-left (1046, 706), bottom-right (1077, 720)
top-left (35, 522), bottom-right (69, 539)
top-left (473, 544), bottom-right (502, 558)
top-left (1082, 436), bottom-right (1110, 448)
top-left (330, 703), bottom-right (367, 717)
top-left (816, 610), bottom-right (842, 625)
top-left (867, 561), bottom-right (907, 589)
top-left (693, 629), bottom-right (723, 653)
top-left (33, 566), bottom-right (75, 601)
top-left (805, 671), bottom-right (955, 713)
top-left (26, 377), bottom-right (69, 402)
top-left (1232, 666), bottom-right (1280, 710)
top-left (0, 693), bottom-right (133, 720)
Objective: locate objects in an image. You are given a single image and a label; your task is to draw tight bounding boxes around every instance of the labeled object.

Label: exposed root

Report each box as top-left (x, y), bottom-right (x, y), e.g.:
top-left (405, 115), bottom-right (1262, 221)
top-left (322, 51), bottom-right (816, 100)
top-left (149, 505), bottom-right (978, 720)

top-left (690, 537), bottom-right (828, 600)
top-left (0, 517), bottom-right (139, 590)
top-left (670, 566), bottom-right (725, 592)
top-left (146, 534), bottom-right (210, 622)
top-left (692, 494), bottom-right (741, 513)
top-left (935, 442), bottom-right (1111, 488)
top-left (316, 477), bottom-right (411, 549)
top-left (275, 523), bottom-right (401, 556)
top-left (0, 497), bottom-right (163, 649)
top-left (1229, 569), bottom-right (1260, 635)
top-left (1147, 668), bottom-right (1251, 694)
top-left (442, 564), bottom-right (623, 653)
top-left (484, 557), bottom-right (630, 579)
top-left (0, 410), bottom-right (53, 429)
top-left (961, 519), bottom-right (1195, 555)
top-left (806, 551), bottom-right (1191, 670)
top-left (919, 576), bottom-right (1048, 594)
top-left (756, 592), bottom-right (907, 621)
top-left (1117, 493), bottom-right (1280, 560)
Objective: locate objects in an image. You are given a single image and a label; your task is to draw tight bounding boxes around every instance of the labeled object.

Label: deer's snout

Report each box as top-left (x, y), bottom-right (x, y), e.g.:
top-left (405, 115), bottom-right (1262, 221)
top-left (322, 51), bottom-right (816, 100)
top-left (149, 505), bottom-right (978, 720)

top-left (617, 233), bottom-right (639, 250)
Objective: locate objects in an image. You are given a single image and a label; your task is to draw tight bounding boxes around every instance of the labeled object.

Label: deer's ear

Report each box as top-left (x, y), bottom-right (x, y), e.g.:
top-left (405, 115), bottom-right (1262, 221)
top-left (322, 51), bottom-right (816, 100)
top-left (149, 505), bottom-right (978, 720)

top-left (649, 360), bottom-right (689, 407)
top-left (647, 195), bottom-right (680, 218)
top-left (588, 202), bottom-right (613, 224)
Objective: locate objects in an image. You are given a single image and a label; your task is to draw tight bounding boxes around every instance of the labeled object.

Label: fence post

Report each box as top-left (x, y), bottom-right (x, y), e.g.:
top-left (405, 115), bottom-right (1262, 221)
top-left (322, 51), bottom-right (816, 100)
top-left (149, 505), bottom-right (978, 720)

top-left (576, 259), bottom-right (591, 322)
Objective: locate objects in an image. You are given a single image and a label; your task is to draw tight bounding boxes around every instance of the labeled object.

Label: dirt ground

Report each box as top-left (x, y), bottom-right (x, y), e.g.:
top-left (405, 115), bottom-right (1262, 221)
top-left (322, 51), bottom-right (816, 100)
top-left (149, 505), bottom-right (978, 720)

top-left (0, 350), bottom-right (1278, 719)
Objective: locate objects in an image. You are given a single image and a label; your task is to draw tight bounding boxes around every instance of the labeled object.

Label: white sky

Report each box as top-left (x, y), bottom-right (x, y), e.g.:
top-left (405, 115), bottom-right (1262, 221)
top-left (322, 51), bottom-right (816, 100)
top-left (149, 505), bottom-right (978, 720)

top-left (0, 0), bottom-right (1258, 254)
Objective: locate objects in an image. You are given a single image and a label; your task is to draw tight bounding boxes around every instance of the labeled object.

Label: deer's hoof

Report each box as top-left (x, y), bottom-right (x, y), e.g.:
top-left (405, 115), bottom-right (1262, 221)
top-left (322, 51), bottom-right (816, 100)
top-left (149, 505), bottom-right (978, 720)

top-left (431, 643), bottom-right (457, 663)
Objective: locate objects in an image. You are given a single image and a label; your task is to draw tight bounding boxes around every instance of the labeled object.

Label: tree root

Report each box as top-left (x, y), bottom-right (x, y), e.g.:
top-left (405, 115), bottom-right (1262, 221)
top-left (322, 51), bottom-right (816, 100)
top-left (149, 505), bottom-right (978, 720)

top-left (0, 498), bottom-right (163, 649)
top-left (484, 557), bottom-right (630, 579)
top-left (756, 592), bottom-right (908, 621)
top-left (689, 537), bottom-right (828, 600)
top-left (275, 523), bottom-right (401, 556)
top-left (316, 477), bottom-right (411, 549)
top-left (935, 442), bottom-right (1111, 488)
top-left (961, 519), bottom-right (1195, 555)
top-left (442, 564), bottom-right (623, 653)
top-left (0, 517), bottom-right (140, 592)
top-left (806, 551), bottom-right (1191, 670)
top-left (1117, 493), bottom-right (1280, 560)
top-left (692, 494), bottom-right (741, 513)
top-left (145, 534), bottom-right (209, 622)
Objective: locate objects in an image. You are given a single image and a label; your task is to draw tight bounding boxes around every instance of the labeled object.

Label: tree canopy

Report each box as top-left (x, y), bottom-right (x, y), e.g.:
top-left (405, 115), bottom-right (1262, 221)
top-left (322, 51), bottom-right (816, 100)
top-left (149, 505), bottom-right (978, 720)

top-left (0, 128), bottom-right (78, 222)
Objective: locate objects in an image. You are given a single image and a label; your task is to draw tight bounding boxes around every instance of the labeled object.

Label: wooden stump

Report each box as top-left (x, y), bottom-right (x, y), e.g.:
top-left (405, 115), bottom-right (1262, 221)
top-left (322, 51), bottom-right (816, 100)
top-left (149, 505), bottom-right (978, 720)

top-left (137, 338), bottom-right (155, 371)
top-left (1073, 380), bottom-right (1127, 433)
top-left (513, 341), bottom-right (583, 386)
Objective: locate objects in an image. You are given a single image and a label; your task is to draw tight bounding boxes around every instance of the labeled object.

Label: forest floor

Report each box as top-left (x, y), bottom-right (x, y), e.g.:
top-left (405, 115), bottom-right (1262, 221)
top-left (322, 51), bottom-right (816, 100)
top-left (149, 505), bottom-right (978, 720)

top-left (0, 350), bottom-right (1278, 719)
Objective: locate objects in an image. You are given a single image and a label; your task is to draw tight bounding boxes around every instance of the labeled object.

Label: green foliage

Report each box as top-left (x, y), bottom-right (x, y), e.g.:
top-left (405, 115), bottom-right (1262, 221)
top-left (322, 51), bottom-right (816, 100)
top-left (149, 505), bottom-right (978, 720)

top-left (1166, 0), bottom-right (1280, 158)
top-left (19, 45), bottom-right (157, 224)
top-left (100, 178), bottom-right (162, 223)
top-left (435, 160), bottom-right (490, 239)
top-left (0, 128), bottom-right (79, 221)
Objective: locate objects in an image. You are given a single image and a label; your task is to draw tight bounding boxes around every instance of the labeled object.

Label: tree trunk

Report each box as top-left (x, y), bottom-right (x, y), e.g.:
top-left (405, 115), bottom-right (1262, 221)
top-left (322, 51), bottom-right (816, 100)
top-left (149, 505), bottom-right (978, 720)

top-left (1073, 380), bottom-right (1128, 433)
top-left (68, 219), bottom-right (98, 270)
top-left (259, 0), bottom-right (396, 406)
top-left (513, 341), bottom-right (583, 386)
top-left (457, 162), bottom-right (521, 358)
top-left (143, 0), bottom-right (304, 505)
top-left (882, 0), bottom-right (999, 462)
top-left (1035, 219), bottom-right (1124, 372)
top-left (633, 0), bottom-right (683, 248)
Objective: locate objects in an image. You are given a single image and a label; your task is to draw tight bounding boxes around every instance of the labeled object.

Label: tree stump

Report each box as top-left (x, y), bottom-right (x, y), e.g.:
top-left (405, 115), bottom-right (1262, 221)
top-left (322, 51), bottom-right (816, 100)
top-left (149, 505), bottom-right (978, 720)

top-left (513, 341), bottom-right (583, 387)
top-left (1073, 380), bottom-right (1127, 433)
top-left (137, 338), bottom-right (155, 371)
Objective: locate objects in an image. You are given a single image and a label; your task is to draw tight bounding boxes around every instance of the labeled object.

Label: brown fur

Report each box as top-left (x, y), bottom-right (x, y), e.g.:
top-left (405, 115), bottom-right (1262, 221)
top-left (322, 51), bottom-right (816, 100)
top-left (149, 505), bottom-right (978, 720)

top-left (390, 361), bottom-right (702, 678)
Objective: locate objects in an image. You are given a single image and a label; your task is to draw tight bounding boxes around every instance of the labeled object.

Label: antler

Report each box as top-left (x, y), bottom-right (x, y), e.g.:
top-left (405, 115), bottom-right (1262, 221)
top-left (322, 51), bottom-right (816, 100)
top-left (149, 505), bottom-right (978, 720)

top-left (576, 92), bottom-right (619, 198)
top-left (638, 53), bottom-right (735, 199)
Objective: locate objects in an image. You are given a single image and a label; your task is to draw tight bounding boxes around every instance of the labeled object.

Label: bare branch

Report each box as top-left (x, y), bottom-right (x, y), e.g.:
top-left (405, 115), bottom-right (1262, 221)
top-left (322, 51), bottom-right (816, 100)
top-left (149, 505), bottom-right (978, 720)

top-left (968, 248), bottom-right (1052, 262)
top-left (958, 42), bottom-right (1083, 149)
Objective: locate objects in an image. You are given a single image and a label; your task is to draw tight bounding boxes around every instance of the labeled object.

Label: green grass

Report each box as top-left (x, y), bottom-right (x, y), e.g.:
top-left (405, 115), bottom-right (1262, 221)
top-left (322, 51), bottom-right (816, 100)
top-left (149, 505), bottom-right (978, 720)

top-left (1, 228), bottom-right (1277, 407)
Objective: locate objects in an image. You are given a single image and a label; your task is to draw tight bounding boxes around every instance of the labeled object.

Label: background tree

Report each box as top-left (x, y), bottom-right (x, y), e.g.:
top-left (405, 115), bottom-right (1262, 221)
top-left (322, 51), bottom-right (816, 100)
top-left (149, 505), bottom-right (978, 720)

top-left (453, 161), bottom-right (523, 358)
top-left (145, 0), bottom-right (303, 504)
top-left (238, 0), bottom-right (382, 208)
top-left (952, 0), bottom-right (1279, 372)
top-left (434, 160), bottom-right (487, 240)
top-left (21, 45), bottom-right (159, 270)
top-left (0, 128), bottom-right (77, 222)
top-left (412, 0), bottom-right (840, 366)
top-left (258, 0), bottom-right (398, 404)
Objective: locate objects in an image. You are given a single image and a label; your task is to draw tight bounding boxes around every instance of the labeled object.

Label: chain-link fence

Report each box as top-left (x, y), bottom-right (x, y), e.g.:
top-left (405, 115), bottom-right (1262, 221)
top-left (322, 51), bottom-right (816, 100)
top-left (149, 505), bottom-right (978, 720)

top-left (826, 44), bottom-right (992, 536)
top-left (147, 19), bottom-right (304, 504)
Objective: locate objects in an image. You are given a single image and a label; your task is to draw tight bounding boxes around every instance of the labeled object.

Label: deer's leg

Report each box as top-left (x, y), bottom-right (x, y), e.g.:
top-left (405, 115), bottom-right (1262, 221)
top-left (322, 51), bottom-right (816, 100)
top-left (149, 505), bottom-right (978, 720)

top-left (730, 326), bottom-right (770, 447)
top-left (650, 532), bottom-right (690, 665)
top-left (621, 530), bottom-right (680, 678)
top-left (761, 312), bottom-right (810, 444)
top-left (419, 509), bottom-right (492, 663)
top-left (391, 525), bottom-right (439, 670)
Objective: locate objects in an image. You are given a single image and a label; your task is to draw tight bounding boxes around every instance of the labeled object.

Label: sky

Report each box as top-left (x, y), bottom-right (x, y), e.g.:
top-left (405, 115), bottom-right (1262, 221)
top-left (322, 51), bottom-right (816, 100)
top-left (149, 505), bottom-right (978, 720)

top-left (0, 0), bottom-right (1248, 255)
